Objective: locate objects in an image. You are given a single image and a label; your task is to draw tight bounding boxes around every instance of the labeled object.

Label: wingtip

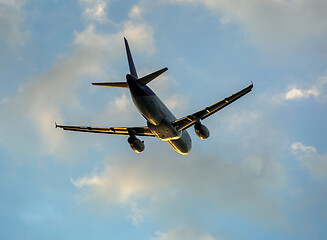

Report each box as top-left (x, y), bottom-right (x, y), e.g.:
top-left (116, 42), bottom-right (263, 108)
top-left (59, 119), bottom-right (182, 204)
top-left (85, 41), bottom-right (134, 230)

top-left (55, 122), bottom-right (58, 128)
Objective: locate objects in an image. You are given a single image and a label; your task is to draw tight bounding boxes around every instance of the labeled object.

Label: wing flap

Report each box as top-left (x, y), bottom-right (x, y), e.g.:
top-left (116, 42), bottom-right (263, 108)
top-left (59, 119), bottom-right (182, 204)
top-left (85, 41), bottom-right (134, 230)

top-left (172, 83), bottom-right (253, 131)
top-left (56, 124), bottom-right (155, 137)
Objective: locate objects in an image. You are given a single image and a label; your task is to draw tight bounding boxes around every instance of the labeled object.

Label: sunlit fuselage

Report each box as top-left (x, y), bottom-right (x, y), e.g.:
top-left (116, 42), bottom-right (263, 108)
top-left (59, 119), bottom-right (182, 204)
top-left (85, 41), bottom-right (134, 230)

top-left (126, 74), bottom-right (192, 155)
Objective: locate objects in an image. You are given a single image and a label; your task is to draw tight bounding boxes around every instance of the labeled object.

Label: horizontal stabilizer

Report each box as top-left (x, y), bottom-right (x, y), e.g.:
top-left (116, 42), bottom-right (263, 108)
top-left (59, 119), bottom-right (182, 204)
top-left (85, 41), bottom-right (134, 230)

top-left (137, 67), bottom-right (168, 85)
top-left (92, 82), bottom-right (128, 88)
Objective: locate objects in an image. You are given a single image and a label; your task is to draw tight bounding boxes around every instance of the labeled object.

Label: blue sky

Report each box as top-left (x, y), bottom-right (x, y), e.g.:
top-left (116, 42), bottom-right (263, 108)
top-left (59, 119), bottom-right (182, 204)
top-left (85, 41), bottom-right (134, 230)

top-left (1, 0), bottom-right (327, 239)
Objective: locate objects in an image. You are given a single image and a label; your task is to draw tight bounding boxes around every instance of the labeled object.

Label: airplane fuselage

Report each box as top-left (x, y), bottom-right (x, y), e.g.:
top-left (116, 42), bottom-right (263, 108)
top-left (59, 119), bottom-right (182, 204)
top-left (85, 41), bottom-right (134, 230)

top-left (126, 74), bottom-right (192, 155)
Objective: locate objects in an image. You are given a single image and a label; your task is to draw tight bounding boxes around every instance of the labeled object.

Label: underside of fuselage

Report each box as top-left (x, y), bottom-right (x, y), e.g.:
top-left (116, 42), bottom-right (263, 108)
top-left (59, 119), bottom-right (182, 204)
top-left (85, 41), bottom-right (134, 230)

top-left (126, 74), bottom-right (192, 154)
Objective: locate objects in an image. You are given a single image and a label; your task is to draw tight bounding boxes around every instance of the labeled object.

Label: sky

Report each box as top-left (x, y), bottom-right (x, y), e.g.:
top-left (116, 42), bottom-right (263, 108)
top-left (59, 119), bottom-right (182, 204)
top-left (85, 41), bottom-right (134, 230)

top-left (0, 0), bottom-right (327, 239)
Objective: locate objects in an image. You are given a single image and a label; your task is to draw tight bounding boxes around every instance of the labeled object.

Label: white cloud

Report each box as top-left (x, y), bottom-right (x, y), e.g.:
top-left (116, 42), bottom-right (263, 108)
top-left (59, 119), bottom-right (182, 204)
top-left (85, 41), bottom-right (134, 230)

top-left (285, 87), bottom-right (319, 100)
top-left (167, 0), bottom-right (327, 51)
top-left (291, 142), bottom-right (327, 179)
top-left (79, 0), bottom-right (108, 23)
top-left (224, 111), bottom-right (259, 131)
top-left (112, 93), bottom-right (130, 110)
top-left (122, 21), bottom-right (155, 56)
top-left (165, 94), bottom-right (188, 110)
top-left (128, 202), bottom-right (144, 225)
top-left (147, 74), bottom-right (190, 113)
top-left (129, 5), bottom-right (143, 19)
top-left (0, 0), bottom-right (27, 46)
top-left (285, 75), bottom-right (327, 101)
top-left (74, 24), bottom-right (110, 47)
top-left (291, 142), bottom-right (317, 154)
top-left (95, 93), bottom-right (139, 126)
top-left (71, 176), bottom-right (102, 188)
top-left (285, 88), bottom-right (309, 100)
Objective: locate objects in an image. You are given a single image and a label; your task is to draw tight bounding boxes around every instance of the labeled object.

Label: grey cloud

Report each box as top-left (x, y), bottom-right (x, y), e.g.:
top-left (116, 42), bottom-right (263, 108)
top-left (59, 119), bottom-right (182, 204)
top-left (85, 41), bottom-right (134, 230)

top-left (72, 148), bottom-right (287, 229)
top-left (0, 10), bottom-right (155, 157)
top-left (168, 0), bottom-right (327, 51)
top-left (0, 40), bottom-right (103, 158)
top-left (292, 142), bottom-right (327, 179)
top-left (0, 0), bottom-right (27, 46)
top-left (151, 227), bottom-right (217, 240)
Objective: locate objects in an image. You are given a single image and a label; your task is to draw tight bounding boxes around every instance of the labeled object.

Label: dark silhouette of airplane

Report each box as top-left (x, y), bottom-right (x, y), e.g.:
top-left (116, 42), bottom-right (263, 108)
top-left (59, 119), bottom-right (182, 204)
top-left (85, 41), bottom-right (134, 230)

top-left (56, 38), bottom-right (253, 155)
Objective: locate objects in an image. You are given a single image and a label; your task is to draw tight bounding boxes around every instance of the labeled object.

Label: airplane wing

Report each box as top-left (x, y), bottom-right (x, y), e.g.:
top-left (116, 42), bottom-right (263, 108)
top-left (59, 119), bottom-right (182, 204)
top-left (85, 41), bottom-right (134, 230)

top-left (55, 124), bottom-right (155, 137)
top-left (172, 83), bottom-right (253, 131)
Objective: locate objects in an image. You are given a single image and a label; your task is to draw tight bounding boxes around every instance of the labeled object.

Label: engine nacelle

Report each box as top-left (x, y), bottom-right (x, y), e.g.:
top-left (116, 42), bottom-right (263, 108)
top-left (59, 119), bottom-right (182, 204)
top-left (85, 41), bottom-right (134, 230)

top-left (128, 136), bottom-right (145, 153)
top-left (194, 122), bottom-right (210, 140)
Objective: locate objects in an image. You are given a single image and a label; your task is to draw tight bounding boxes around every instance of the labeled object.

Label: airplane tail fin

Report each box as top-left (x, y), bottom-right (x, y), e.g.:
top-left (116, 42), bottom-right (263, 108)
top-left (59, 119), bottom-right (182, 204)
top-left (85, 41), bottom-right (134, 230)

top-left (92, 39), bottom-right (167, 88)
top-left (124, 37), bottom-right (168, 85)
top-left (91, 38), bottom-right (136, 88)
top-left (124, 37), bottom-right (138, 78)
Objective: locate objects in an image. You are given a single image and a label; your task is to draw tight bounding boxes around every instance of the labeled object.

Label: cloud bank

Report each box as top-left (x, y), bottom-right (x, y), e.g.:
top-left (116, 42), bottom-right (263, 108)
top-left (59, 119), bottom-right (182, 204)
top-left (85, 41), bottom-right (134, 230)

top-left (72, 149), bottom-right (287, 232)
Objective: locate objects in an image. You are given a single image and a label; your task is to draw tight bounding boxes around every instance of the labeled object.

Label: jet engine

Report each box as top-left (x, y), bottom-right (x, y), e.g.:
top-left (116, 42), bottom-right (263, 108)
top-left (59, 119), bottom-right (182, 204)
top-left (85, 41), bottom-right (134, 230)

top-left (128, 136), bottom-right (145, 153)
top-left (194, 122), bottom-right (210, 140)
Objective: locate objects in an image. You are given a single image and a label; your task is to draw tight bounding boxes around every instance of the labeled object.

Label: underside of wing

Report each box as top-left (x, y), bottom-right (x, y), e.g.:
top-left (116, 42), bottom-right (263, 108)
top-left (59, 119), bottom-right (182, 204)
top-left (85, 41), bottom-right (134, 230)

top-left (56, 124), bottom-right (155, 137)
top-left (172, 83), bottom-right (253, 131)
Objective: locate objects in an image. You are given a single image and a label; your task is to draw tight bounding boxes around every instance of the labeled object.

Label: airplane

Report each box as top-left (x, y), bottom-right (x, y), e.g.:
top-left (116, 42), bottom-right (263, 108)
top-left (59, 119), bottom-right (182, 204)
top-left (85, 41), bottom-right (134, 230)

top-left (56, 38), bottom-right (253, 155)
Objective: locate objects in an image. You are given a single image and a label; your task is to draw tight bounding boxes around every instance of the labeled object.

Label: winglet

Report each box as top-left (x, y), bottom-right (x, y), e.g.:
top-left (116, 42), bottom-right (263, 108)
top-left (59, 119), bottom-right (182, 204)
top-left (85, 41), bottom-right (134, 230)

top-left (124, 37), bottom-right (138, 78)
top-left (55, 122), bottom-right (58, 128)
